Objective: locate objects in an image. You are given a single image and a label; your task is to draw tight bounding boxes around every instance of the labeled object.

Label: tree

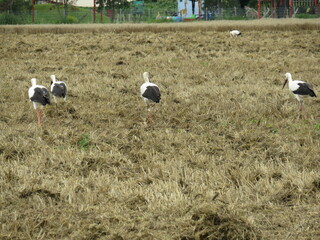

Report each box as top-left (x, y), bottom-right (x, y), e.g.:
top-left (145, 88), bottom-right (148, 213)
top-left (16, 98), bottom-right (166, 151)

top-left (0, 0), bottom-right (31, 13)
top-left (97, 0), bottom-right (106, 12)
top-left (203, 0), bottom-right (220, 13)
top-left (105, 0), bottom-right (129, 10)
top-left (239, 0), bottom-right (256, 8)
top-left (204, 0), bottom-right (242, 11)
top-left (190, 0), bottom-right (196, 15)
top-left (63, 0), bottom-right (78, 18)
top-left (104, 0), bottom-right (129, 22)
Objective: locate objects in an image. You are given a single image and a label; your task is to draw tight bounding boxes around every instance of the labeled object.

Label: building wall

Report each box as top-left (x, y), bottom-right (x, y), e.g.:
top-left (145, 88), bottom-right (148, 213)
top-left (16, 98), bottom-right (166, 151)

top-left (177, 0), bottom-right (201, 18)
top-left (75, 0), bottom-right (94, 7)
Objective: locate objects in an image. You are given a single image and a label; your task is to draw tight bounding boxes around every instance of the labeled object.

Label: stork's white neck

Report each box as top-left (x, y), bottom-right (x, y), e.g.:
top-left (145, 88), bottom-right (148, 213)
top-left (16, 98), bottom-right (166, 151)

top-left (143, 72), bottom-right (150, 83)
top-left (50, 75), bottom-right (56, 83)
top-left (31, 78), bottom-right (37, 86)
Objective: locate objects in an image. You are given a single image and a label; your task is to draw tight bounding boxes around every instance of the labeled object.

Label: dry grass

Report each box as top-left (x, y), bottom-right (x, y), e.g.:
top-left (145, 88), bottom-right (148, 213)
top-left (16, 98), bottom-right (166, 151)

top-left (1, 20), bottom-right (320, 239)
top-left (0, 18), bottom-right (319, 34)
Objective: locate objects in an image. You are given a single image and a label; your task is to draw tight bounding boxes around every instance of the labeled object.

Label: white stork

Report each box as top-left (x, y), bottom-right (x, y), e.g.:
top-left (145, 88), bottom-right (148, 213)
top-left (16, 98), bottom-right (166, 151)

top-left (140, 72), bottom-right (161, 123)
top-left (50, 75), bottom-right (67, 103)
top-left (230, 30), bottom-right (242, 38)
top-left (282, 72), bottom-right (317, 118)
top-left (28, 78), bottom-right (51, 127)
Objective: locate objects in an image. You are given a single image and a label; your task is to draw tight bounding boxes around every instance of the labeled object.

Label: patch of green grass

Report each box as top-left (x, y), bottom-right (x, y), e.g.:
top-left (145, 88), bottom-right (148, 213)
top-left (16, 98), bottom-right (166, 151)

top-left (33, 4), bottom-right (94, 24)
top-left (78, 134), bottom-right (90, 150)
top-left (146, 17), bottom-right (174, 23)
top-left (56, 15), bottom-right (79, 24)
top-left (296, 13), bottom-right (319, 19)
top-left (223, 15), bottom-right (248, 20)
top-left (0, 13), bottom-right (30, 24)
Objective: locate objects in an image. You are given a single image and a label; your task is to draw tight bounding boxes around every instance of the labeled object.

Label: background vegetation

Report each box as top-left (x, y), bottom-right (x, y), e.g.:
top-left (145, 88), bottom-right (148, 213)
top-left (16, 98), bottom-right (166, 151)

top-left (0, 0), bottom-right (319, 24)
top-left (1, 19), bottom-right (320, 239)
top-left (0, 1), bottom-right (178, 24)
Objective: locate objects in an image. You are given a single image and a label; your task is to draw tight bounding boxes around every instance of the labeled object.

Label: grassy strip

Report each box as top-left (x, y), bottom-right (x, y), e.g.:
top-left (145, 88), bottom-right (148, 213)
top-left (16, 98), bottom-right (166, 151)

top-left (0, 18), bottom-right (319, 34)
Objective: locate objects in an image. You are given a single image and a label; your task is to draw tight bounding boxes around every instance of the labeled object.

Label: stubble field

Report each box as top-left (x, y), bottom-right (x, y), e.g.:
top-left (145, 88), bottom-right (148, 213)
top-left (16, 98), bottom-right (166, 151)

top-left (0, 19), bottom-right (320, 240)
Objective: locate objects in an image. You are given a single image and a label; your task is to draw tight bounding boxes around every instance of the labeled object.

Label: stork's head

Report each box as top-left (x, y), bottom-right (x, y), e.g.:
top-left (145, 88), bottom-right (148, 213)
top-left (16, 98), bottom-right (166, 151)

top-left (143, 72), bottom-right (150, 83)
top-left (282, 73), bottom-right (292, 89)
top-left (285, 73), bottom-right (292, 80)
top-left (31, 78), bottom-right (37, 86)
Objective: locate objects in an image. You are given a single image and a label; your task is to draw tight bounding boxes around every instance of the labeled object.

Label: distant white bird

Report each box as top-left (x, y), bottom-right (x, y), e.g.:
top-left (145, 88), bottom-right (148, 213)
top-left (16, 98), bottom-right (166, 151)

top-left (50, 75), bottom-right (67, 103)
top-left (28, 78), bottom-right (50, 127)
top-left (230, 30), bottom-right (242, 38)
top-left (282, 72), bottom-right (316, 117)
top-left (140, 72), bottom-right (161, 123)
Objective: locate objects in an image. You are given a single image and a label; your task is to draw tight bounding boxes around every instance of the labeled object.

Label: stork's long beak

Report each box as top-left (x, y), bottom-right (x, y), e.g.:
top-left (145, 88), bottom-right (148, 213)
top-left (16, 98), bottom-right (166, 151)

top-left (282, 79), bottom-right (288, 89)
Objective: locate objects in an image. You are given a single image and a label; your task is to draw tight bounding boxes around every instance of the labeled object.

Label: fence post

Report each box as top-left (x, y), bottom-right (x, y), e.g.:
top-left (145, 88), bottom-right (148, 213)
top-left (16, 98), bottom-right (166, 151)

top-left (258, 0), bottom-right (261, 19)
top-left (93, 0), bottom-right (96, 23)
top-left (198, 0), bottom-right (201, 20)
top-left (32, 0), bottom-right (35, 23)
top-left (234, 7), bottom-right (236, 16)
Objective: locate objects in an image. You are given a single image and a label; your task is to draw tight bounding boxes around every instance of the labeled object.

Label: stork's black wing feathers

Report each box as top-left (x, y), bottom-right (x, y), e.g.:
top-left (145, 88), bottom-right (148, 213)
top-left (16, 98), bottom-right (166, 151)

top-left (31, 87), bottom-right (51, 106)
top-left (142, 86), bottom-right (161, 103)
top-left (293, 83), bottom-right (317, 97)
top-left (52, 83), bottom-right (67, 98)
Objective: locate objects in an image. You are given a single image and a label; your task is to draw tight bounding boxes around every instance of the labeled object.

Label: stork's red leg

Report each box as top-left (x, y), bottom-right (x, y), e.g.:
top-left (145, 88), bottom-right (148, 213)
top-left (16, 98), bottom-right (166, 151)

top-left (36, 109), bottom-right (41, 128)
top-left (39, 110), bottom-right (43, 126)
top-left (298, 101), bottom-right (307, 119)
top-left (147, 108), bottom-right (153, 124)
top-left (301, 102), bottom-right (308, 119)
top-left (147, 112), bottom-right (152, 124)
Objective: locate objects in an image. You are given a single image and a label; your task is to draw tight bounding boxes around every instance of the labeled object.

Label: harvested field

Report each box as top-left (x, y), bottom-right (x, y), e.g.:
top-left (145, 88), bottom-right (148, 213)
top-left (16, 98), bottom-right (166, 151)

top-left (1, 19), bottom-right (320, 239)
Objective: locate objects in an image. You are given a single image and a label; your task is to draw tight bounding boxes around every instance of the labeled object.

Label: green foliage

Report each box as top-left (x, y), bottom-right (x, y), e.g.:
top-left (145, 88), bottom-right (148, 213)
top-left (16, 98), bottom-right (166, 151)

top-left (203, 0), bottom-right (219, 12)
top-left (0, 0), bottom-right (32, 13)
top-left (144, 0), bottom-right (177, 15)
top-left (222, 15), bottom-right (247, 20)
top-left (78, 134), bottom-right (90, 150)
top-left (97, 0), bottom-right (105, 11)
top-left (0, 12), bottom-right (28, 24)
top-left (146, 17), bottom-right (174, 23)
top-left (105, 0), bottom-right (130, 10)
top-left (145, 0), bottom-right (176, 9)
top-left (0, 0), bottom-right (31, 24)
top-left (31, 4), bottom-right (94, 24)
top-left (34, 3), bottom-right (58, 11)
top-left (245, 0), bottom-right (258, 8)
top-left (204, 0), bottom-right (241, 10)
top-left (296, 13), bottom-right (319, 19)
top-left (57, 15), bottom-right (79, 23)
top-left (212, 8), bottom-right (246, 20)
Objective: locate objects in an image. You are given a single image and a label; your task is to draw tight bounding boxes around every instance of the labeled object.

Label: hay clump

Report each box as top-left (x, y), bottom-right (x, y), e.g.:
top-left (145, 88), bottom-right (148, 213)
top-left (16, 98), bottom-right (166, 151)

top-left (191, 206), bottom-right (261, 240)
